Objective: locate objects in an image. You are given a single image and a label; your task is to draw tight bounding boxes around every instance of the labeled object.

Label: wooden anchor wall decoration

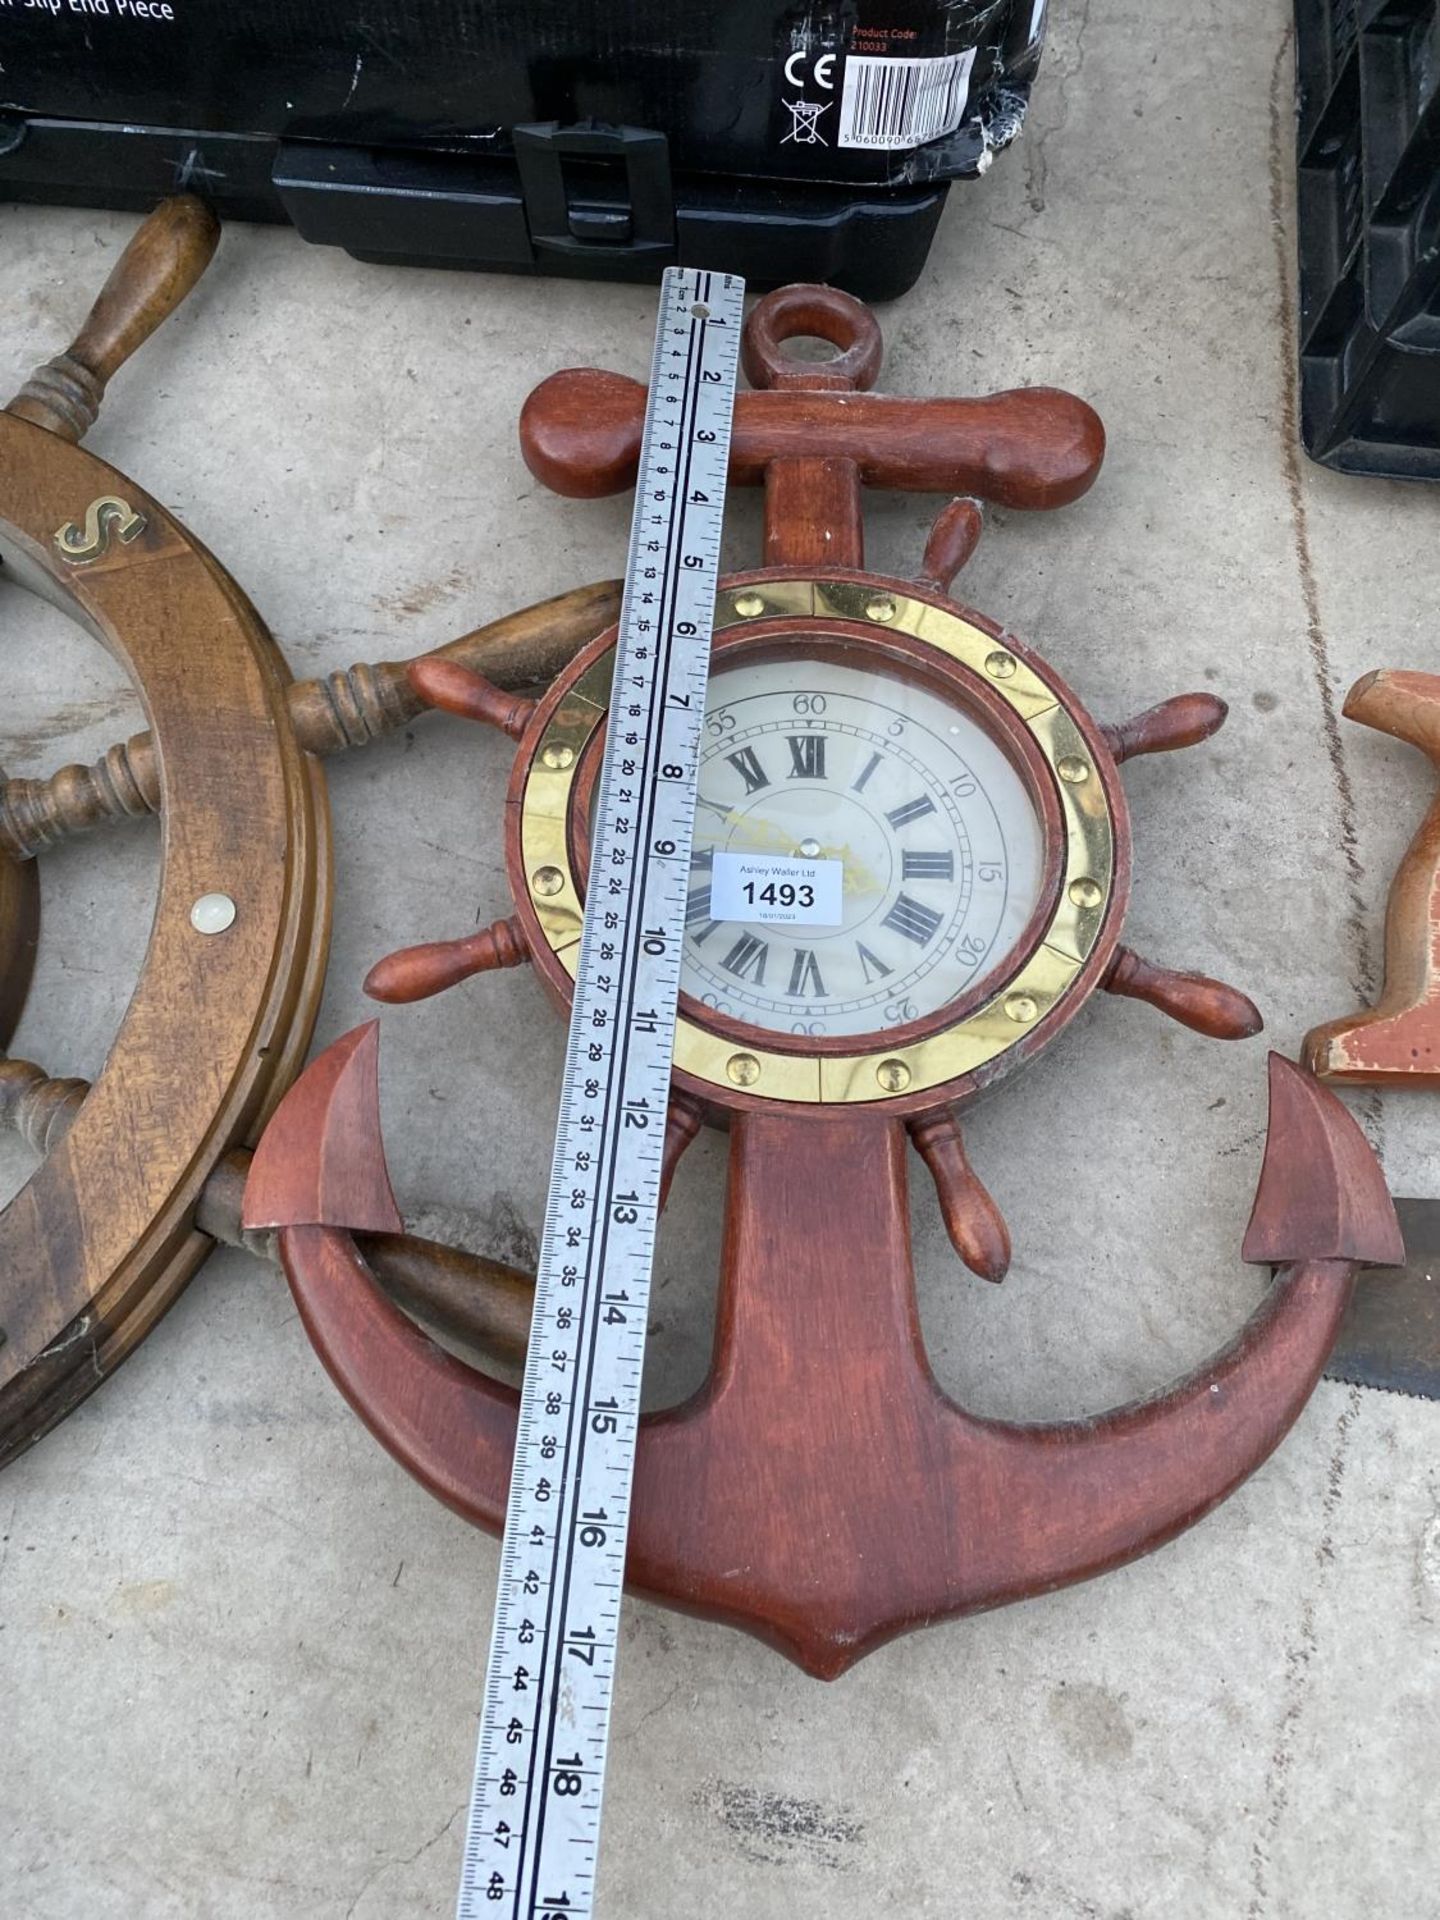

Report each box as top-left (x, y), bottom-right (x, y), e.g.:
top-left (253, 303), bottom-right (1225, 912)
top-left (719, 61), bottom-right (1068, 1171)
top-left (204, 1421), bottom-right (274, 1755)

top-left (247, 285), bottom-right (1403, 1677)
top-left (0, 199), bottom-right (618, 1464)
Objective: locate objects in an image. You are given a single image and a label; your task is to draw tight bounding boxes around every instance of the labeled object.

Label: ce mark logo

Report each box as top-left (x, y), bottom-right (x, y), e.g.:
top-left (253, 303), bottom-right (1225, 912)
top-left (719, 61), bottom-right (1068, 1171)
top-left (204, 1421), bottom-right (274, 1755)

top-left (783, 47), bottom-right (836, 90)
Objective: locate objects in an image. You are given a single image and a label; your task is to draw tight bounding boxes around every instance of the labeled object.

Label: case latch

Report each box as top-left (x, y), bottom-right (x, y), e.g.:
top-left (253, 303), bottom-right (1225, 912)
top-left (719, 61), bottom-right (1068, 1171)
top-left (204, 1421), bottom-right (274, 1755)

top-left (513, 123), bottom-right (676, 265)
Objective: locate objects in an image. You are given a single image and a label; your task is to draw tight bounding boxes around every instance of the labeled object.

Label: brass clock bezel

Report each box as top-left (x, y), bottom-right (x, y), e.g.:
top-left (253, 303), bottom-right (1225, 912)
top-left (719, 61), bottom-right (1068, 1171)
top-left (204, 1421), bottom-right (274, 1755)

top-left (510, 574), bottom-right (1126, 1109)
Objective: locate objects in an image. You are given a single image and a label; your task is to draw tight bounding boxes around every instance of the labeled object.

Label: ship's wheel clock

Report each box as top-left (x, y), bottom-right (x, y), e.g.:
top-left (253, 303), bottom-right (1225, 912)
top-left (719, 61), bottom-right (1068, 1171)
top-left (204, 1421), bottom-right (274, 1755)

top-left (248, 286), bottom-right (1400, 1676)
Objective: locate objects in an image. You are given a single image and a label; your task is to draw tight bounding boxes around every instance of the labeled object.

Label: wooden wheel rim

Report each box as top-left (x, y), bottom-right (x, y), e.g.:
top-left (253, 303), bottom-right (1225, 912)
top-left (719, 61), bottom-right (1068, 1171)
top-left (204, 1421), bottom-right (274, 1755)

top-left (0, 811), bottom-right (39, 1046)
top-left (0, 412), bottom-right (331, 1455)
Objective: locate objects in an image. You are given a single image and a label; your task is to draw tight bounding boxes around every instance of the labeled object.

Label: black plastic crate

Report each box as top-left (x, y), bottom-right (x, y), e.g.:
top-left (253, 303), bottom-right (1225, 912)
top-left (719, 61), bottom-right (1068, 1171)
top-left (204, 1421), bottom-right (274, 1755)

top-left (1296, 0), bottom-right (1440, 478)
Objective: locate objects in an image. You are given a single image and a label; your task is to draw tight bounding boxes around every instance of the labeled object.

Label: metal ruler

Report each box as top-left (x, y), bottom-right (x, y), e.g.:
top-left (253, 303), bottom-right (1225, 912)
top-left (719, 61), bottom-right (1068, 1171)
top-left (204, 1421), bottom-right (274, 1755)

top-left (456, 266), bottom-right (745, 1920)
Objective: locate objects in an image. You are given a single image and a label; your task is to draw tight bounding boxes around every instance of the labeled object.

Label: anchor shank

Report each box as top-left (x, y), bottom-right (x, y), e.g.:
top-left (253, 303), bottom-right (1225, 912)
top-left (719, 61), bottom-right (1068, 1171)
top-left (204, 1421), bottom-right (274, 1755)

top-left (629, 1105), bottom-right (959, 1670)
top-left (763, 459), bottom-right (863, 570)
top-left (702, 1108), bottom-right (927, 1404)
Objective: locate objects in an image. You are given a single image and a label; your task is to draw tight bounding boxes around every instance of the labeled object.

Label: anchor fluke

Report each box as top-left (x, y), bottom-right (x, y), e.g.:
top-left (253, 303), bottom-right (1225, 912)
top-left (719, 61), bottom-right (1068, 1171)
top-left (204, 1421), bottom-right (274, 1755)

top-left (243, 1022), bottom-right (403, 1235)
top-left (250, 1039), bottom-right (1404, 1676)
top-left (1241, 1053), bottom-right (1403, 1268)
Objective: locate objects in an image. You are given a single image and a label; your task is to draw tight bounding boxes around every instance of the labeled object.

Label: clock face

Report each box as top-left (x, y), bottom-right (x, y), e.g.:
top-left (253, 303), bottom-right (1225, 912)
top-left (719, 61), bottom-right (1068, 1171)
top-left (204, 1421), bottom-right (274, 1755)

top-left (682, 651), bottom-right (1047, 1039)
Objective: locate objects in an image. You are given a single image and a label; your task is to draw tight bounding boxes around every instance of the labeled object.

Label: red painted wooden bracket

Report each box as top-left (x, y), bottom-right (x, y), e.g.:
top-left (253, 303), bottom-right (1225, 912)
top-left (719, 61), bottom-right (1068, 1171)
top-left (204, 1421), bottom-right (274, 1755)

top-left (1303, 670), bottom-right (1440, 1084)
top-left (246, 1027), bottom-right (1400, 1678)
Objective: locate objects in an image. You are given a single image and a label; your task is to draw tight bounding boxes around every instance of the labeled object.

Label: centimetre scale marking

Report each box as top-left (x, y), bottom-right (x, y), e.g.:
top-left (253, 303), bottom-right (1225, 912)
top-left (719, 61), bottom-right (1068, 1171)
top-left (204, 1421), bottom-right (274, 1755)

top-left (455, 267), bottom-right (744, 1920)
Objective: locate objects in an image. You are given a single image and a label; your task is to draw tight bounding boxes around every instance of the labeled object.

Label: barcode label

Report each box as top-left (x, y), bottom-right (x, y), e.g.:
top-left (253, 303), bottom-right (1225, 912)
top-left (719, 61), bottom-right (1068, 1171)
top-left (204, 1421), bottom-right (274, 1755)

top-left (837, 49), bottom-right (976, 150)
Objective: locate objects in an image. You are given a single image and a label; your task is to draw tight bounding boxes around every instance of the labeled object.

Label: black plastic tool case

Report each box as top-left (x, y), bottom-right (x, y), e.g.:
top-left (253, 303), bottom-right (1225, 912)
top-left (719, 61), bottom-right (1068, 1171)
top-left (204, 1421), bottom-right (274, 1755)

top-left (1296, 0), bottom-right (1440, 477)
top-left (0, 1), bottom-right (1047, 298)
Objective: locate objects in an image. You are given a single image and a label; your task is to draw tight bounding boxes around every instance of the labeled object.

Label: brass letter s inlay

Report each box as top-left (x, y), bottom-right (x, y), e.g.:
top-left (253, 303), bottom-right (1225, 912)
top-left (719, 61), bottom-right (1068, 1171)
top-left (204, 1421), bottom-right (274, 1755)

top-left (54, 496), bottom-right (148, 564)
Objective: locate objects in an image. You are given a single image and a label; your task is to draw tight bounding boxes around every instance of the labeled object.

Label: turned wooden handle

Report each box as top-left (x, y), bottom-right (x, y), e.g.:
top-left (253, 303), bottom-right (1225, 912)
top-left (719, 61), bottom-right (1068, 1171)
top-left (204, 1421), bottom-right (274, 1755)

top-left (1103, 693), bottom-right (1228, 762)
top-left (910, 1108), bottom-right (1011, 1283)
top-left (7, 196), bottom-right (220, 441)
top-left (1105, 947), bottom-right (1263, 1040)
top-left (358, 1231), bottom-right (533, 1368)
top-left (64, 196), bottom-right (219, 386)
top-left (406, 658), bottom-right (536, 739)
top-left (364, 917), bottom-right (529, 1004)
top-left (918, 498), bottom-right (985, 591)
top-left (0, 1055), bottom-right (88, 1155)
top-left (521, 372), bottom-right (1105, 511)
top-left (0, 581), bottom-right (621, 862)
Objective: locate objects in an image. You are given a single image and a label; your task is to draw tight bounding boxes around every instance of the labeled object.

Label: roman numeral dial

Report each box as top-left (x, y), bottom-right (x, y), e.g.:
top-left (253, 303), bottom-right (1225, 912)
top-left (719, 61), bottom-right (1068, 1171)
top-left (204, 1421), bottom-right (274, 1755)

top-left (882, 894), bottom-right (944, 946)
top-left (851, 750), bottom-right (882, 794)
top-left (721, 933), bottom-right (769, 985)
top-left (726, 745), bottom-right (769, 794)
top-left (787, 734), bottom-right (826, 780)
top-left (682, 655), bottom-right (1045, 1040)
top-left (886, 795), bottom-right (936, 829)
top-left (788, 949), bottom-right (826, 998)
top-left (857, 943), bottom-right (893, 984)
top-left (902, 851), bottom-right (955, 880)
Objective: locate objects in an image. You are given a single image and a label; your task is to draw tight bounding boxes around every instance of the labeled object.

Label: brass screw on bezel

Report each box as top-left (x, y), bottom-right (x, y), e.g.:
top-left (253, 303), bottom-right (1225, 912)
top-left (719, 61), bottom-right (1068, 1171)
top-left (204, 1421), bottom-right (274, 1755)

top-left (1068, 877), bottom-right (1103, 909)
top-left (532, 866), bottom-right (565, 897)
top-left (733, 592), bottom-right (766, 619)
top-left (985, 650), bottom-right (1018, 680)
top-left (876, 1058), bottom-right (911, 1093)
top-left (727, 1053), bottom-right (762, 1087)
top-left (1004, 993), bottom-right (1039, 1024)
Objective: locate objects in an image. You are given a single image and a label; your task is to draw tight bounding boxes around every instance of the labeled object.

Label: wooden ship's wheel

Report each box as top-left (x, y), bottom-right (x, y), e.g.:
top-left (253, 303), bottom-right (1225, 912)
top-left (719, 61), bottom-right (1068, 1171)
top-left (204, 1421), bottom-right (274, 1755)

top-left (0, 200), bottom-right (618, 1463)
top-left (244, 285), bottom-right (1403, 1677)
top-left (0, 197), bottom-right (330, 1457)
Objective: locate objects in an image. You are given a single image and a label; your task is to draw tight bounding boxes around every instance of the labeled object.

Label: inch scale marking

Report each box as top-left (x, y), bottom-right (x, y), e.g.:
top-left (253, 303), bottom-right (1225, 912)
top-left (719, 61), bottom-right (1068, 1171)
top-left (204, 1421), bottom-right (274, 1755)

top-left (457, 267), bottom-right (745, 1920)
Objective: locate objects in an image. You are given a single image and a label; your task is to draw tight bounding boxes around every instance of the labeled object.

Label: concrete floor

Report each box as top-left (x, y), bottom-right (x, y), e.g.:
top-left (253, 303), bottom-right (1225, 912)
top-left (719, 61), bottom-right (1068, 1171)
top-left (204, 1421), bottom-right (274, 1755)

top-left (3, 2), bottom-right (1438, 1914)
